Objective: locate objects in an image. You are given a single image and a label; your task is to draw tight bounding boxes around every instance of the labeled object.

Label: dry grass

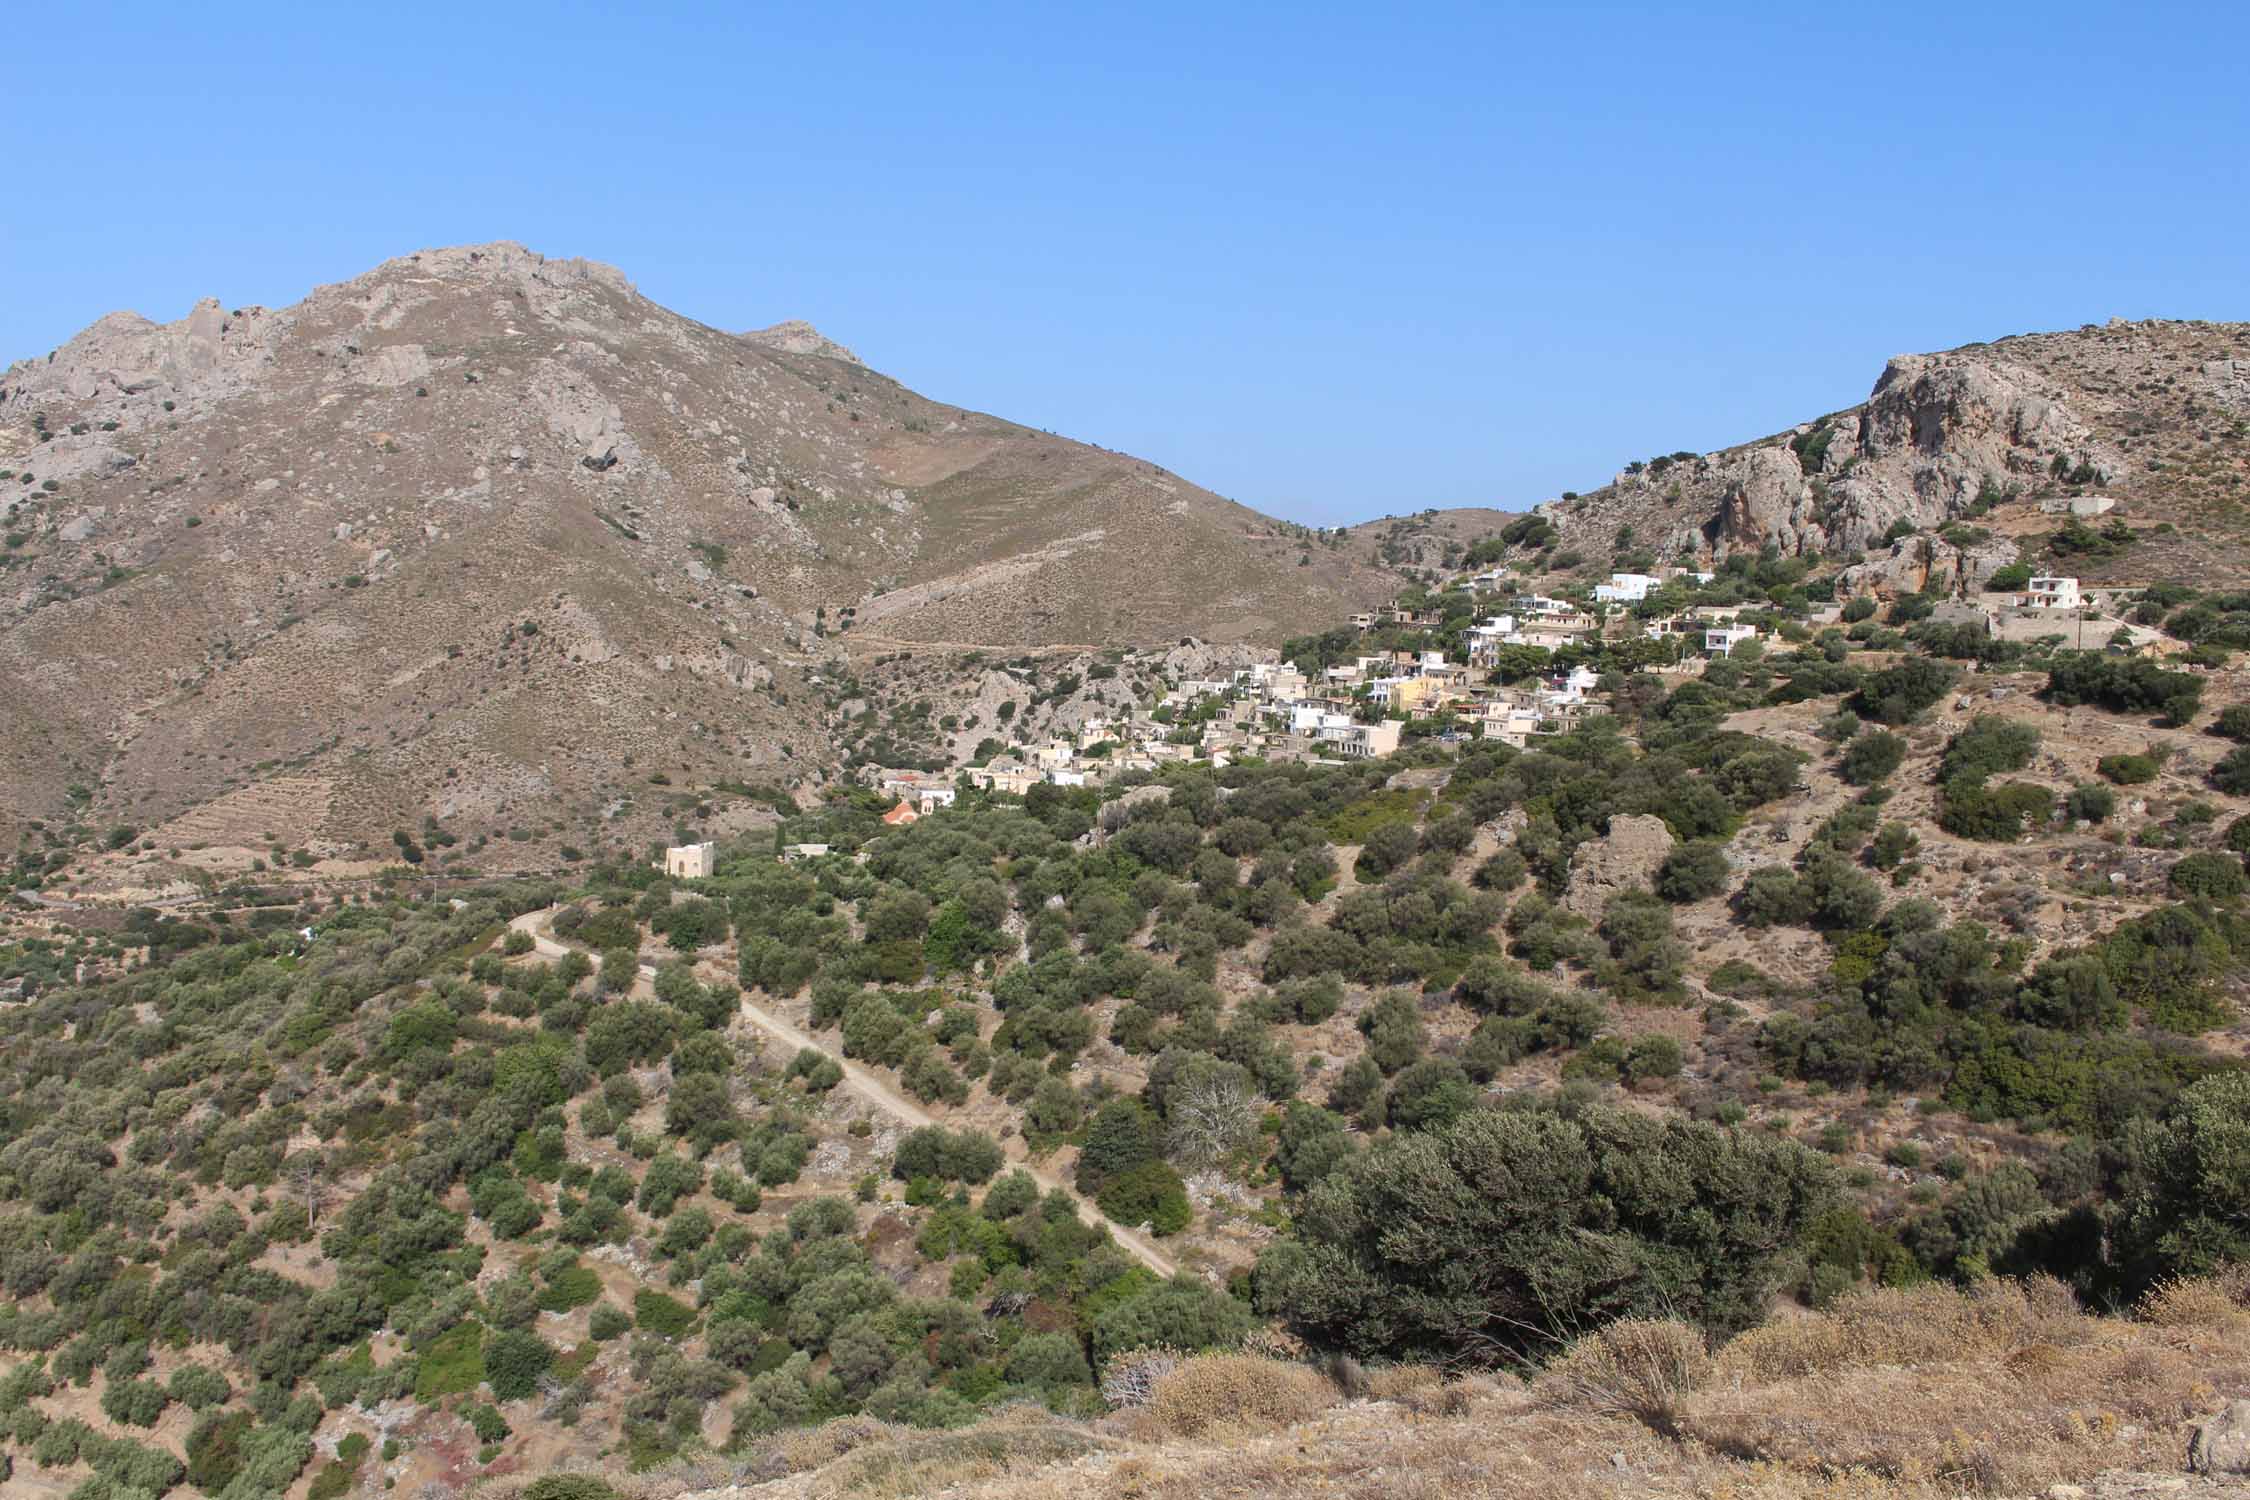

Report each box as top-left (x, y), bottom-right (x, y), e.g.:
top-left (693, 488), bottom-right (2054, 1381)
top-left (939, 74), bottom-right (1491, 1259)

top-left (1363, 1362), bottom-right (1447, 1400)
top-left (815, 1418), bottom-right (1114, 1498)
top-left (1147, 1353), bottom-right (1337, 1437)
top-left (770, 1414), bottom-right (909, 1474)
top-left (1535, 1318), bottom-right (1713, 1431)
top-left (1714, 1313), bottom-right (1856, 1384)
top-left (643, 1275), bottom-right (2250, 1500)
top-left (1673, 1277), bottom-right (2250, 1495)
top-left (2138, 1269), bottom-right (2250, 1331)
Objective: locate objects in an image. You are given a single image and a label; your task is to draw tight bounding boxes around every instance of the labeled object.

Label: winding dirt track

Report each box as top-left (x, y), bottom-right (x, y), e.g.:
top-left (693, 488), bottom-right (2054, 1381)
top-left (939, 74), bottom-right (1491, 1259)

top-left (505, 908), bottom-right (1177, 1277)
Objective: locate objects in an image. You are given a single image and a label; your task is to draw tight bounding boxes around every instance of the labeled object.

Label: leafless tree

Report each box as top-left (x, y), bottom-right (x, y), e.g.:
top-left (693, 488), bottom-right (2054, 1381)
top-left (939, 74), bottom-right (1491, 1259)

top-left (1167, 1073), bottom-right (1257, 1170)
top-left (280, 1151), bottom-right (331, 1228)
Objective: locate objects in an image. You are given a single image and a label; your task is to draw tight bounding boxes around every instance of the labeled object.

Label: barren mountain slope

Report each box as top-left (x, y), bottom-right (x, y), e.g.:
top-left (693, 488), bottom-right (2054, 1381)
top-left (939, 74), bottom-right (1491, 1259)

top-left (0, 243), bottom-right (1408, 847)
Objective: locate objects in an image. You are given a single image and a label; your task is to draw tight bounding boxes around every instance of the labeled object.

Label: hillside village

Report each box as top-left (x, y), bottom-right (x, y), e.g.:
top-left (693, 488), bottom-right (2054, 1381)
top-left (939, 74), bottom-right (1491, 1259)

top-left (834, 557), bottom-right (2161, 819)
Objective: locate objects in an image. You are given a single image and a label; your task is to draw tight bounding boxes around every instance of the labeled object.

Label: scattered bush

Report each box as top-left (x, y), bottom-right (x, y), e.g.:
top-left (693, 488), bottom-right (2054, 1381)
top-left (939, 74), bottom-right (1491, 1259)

top-left (1149, 1354), bottom-right (1334, 1436)
top-left (2169, 851), bottom-right (2247, 901)
top-left (1839, 730), bottom-right (1908, 786)
top-left (1535, 1318), bottom-right (1712, 1428)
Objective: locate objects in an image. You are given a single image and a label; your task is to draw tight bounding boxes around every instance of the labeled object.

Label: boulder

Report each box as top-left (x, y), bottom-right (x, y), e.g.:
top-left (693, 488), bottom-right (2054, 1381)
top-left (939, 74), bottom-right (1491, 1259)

top-left (2189, 1399), bottom-right (2250, 1474)
top-left (1562, 813), bottom-right (1674, 919)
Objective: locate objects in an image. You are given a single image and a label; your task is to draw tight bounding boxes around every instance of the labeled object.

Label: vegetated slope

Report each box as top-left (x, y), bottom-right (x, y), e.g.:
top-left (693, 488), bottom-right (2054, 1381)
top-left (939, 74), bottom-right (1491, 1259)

top-left (8, 575), bottom-right (2250, 1497)
top-left (0, 243), bottom-right (1407, 851)
top-left (1535, 319), bottom-right (2250, 587)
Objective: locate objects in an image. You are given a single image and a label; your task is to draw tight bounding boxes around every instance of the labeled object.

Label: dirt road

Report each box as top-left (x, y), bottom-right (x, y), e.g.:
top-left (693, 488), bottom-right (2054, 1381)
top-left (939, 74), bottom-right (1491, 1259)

top-left (504, 908), bottom-right (1177, 1277)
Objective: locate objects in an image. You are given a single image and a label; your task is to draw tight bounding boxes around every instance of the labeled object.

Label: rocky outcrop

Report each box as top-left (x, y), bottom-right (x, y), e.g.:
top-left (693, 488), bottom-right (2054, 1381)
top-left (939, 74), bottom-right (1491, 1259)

top-left (1707, 445), bottom-right (1818, 554)
top-left (1834, 529), bottom-right (2021, 600)
top-left (740, 319), bottom-right (862, 365)
top-left (1562, 813), bottom-right (1673, 919)
top-left (2190, 1399), bottom-right (2250, 1475)
top-left (1542, 320), bottom-right (2234, 568)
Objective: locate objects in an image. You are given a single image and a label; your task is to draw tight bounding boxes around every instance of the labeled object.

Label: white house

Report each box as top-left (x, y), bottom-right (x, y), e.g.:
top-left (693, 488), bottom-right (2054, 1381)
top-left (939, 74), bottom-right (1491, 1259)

top-left (1292, 703), bottom-right (1356, 737)
top-left (1593, 572), bottom-right (1662, 604)
top-left (1705, 623), bottom-right (1760, 657)
top-left (1544, 665), bottom-right (1600, 704)
top-left (663, 842), bottom-right (716, 879)
top-left (2023, 575), bottom-right (2082, 610)
top-left (779, 843), bottom-right (831, 863)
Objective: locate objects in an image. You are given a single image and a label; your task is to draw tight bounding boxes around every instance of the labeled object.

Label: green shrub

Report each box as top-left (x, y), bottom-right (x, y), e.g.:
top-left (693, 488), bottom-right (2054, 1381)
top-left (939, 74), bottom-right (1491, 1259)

top-left (1938, 717), bottom-right (2039, 784)
top-left (633, 1289), bottom-right (698, 1340)
top-left (891, 1126), bottom-right (1004, 1184)
top-left (2114, 1072), bottom-right (2250, 1291)
top-left (466, 1401), bottom-right (510, 1441)
top-left (1255, 1104), bottom-right (1835, 1362)
top-left (1849, 659), bottom-right (1957, 724)
top-left (185, 1410), bottom-right (256, 1493)
top-left (524, 1479), bottom-right (621, 1500)
top-left (484, 1329), bottom-right (555, 1401)
top-left (1940, 778), bottom-right (2053, 841)
top-left (1075, 1099), bottom-right (1162, 1194)
top-left (413, 1322), bottom-right (485, 1402)
top-left (1654, 841), bottom-right (1731, 903)
top-left (2168, 852), bottom-right (2247, 901)
top-left (2046, 654), bottom-right (2203, 724)
top-left (2214, 746), bottom-right (2250, 796)
top-left (1839, 730), bottom-right (1908, 786)
top-left (1004, 1332), bottom-right (1093, 1389)
top-left (1091, 1276), bottom-right (1255, 1359)
top-left (1097, 1162), bottom-right (1192, 1236)
top-left (2098, 752), bottom-right (2162, 785)
top-left (537, 1262), bottom-right (602, 1313)
top-left (2065, 783), bottom-right (2116, 823)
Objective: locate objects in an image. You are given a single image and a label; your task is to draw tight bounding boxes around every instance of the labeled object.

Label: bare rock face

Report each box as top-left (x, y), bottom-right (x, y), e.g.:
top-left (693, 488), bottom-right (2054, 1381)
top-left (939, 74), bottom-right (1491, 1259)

top-left (2190, 1398), bottom-right (2250, 1474)
top-left (1709, 445), bottom-right (1819, 554)
top-left (1811, 351), bottom-right (2124, 553)
top-left (1835, 529), bottom-right (2021, 599)
top-left (1563, 813), bottom-right (1673, 919)
top-left (1701, 351), bottom-right (2120, 557)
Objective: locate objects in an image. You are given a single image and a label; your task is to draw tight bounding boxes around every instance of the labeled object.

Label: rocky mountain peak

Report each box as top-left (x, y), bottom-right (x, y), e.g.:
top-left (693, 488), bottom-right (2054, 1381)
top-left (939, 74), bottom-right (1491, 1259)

top-left (0, 242), bottom-right (1405, 850)
top-left (739, 319), bottom-right (861, 365)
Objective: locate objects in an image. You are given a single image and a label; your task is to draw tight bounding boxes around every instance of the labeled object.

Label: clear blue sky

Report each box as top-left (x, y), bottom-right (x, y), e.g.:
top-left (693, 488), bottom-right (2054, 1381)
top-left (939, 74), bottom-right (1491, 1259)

top-left (7, 3), bottom-right (2245, 526)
